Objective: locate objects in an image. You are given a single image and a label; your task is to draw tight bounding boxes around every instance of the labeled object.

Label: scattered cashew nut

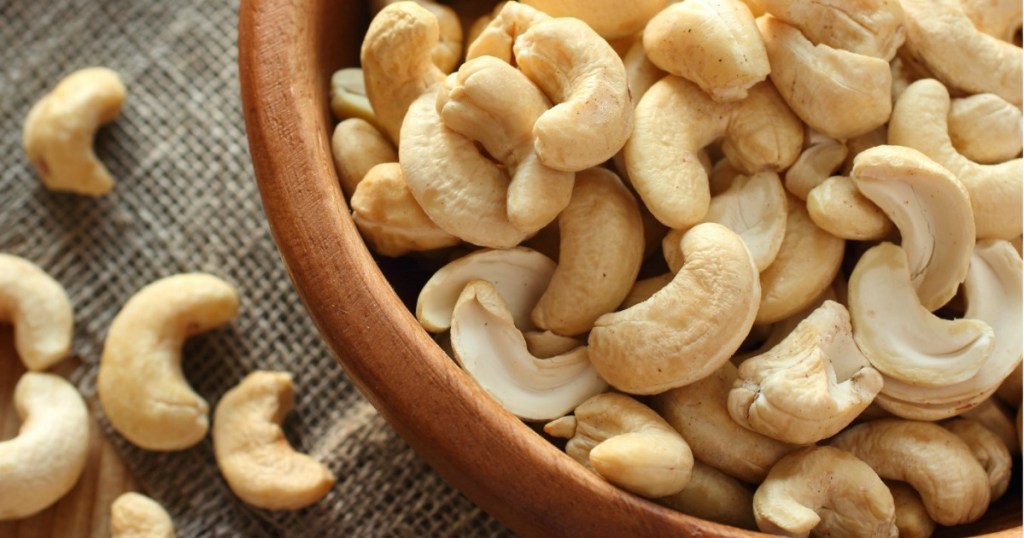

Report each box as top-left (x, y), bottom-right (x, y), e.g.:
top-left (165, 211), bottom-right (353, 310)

top-left (110, 492), bottom-right (176, 538)
top-left (0, 253), bottom-right (74, 372)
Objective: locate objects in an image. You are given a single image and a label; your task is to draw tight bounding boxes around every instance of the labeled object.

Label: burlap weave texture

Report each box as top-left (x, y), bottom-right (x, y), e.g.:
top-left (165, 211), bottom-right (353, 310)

top-left (0, 1), bottom-right (509, 536)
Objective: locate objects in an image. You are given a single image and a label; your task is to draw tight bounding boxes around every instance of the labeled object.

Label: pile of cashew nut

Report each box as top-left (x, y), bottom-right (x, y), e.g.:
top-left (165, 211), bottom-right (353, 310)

top-left (334, 0), bottom-right (1023, 534)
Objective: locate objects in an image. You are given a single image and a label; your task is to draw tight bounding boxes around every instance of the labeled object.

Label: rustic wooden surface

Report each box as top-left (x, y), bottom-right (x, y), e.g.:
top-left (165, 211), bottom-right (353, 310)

top-left (0, 326), bottom-right (136, 537)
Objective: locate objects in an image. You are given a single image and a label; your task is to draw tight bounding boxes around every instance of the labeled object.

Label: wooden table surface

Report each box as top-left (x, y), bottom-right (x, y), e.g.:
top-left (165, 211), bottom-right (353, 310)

top-left (0, 326), bottom-right (136, 537)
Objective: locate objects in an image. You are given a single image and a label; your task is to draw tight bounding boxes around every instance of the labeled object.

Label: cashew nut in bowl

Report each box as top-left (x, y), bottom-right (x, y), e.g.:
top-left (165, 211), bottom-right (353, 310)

top-left (806, 175), bottom-right (893, 241)
top-left (0, 372), bottom-right (89, 520)
top-left (752, 446), bottom-right (897, 538)
top-left (23, 67), bottom-right (126, 195)
top-left (830, 419), bottom-right (991, 526)
top-left (330, 118), bottom-right (397, 199)
top-left (886, 481), bottom-right (935, 538)
top-left (643, 0), bottom-right (769, 102)
top-left (942, 418), bottom-right (1012, 500)
top-left (588, 223), bottom-right (760, 394)
top-left (0, 253), bottom-right (74, 371)
top-left (465, 2), bottom-right (551, 64)
top-left (947, 93), bottom-right (1024, 165)
top-left (544, 393), bottom-right (692, 498)
top-left (110, 492), bottom-right (176, 538)
top-left (752, 0), bottom-right (906, 60)
top-left (520, 0), bottom-right (665, 40)
top-left (656, 461), bottom-right (756, 530)
top-left (213, 371), bottom-right (335, 510)
top-left (98, 273), bottom-right (239, 451)
top-left (329, 68), bottom-right (378, 128)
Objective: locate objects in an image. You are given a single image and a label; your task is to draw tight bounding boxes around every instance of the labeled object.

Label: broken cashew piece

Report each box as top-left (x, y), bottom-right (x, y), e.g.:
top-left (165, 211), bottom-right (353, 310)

top-left (806, 175), bottom-right (893, 241)
top-left (330, 118), bottom-right (397, 198)
top-left (213, 371), bottom-right (335, 510)
top-left (110, 492), bottom-right (176, 538)
top-left (23, 67), bottom-right (126, 195)
top-left (943, 418), bottom-right (1012, 499)
top-left (544, 393), bottom-right (692, 498)
top-left (0, 253), bottom-right (74, 371)
top-left (753, 446), bottom-right (897, 538)
top-left (948, 93), bottom-right (1023, 165)
top-left (0, 372), bottom-right (89, 521)
top-left (657, 461), bottom-right (756, 530)
top-left (98, 273), bottom-right (239, 451)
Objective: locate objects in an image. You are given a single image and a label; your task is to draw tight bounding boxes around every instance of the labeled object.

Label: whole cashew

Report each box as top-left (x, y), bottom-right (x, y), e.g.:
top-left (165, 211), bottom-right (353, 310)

top-left (657, 462), bottom-right (756, 530)
top-left (329, 68), bottom-right (377, 128)
top-left (783, 129), bottom-right (848, 201)
top-left (948, 93), bottom-right (1023, 165)
top-left (110, 492), bottom-right (176, 538)
top-left (370, 0), bottom-right (464, 73)
top-left (943, 418), bottom-right (1012, 500)
top-left (806, 175), bottom-right (893, 241)
top-left (0, 253), bottom-right (74, 371)
top-left (98, 273), bottom-right (239, 451)
top-left (330, 118), bottom-right (396, 198)
top-left (465, 2), bottom-right (551, 64)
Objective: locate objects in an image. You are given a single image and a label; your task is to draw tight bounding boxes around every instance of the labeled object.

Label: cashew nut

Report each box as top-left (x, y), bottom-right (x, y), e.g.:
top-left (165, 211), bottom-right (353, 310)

top-left (959, 0), bottom-right (1023, 44)
top-left (963, 398), bottom-right (1022, 457)
top-left (806, 175), bottom-right (894, 241)
top-left (521, 0), bottom-right (666, 40)
top-left (706, 171), bottom-right (788, 272)
top-left (329, 68), bottom-right (377, 128)
top-left (752, 0), bottom-right (906, 60)
top-left (331, 118), bottom-right (397, 198)
top-left (465, 2), bottom-right (550, 64)
top-left (657, 461), bottom-right (756, 530)
top-left (0, 372), bottom-right (89, 520)
top-left (23, 67), bottom-right (126, 195)
top-left (370, 0), bottom-right (464, 73)
top-left (943, 418), bottom-right (1013, 500)
top-left (887, 481), bottom-right (935, 538)
top-left (110, 492), bottom-right (176, 538)
top-left (948, 93), bottom-right (1024, 165)
top-left (0, 253), bottom-right (74, 371)
top-left (213, 371), bottom-right (335, 509)
top-left (98, 273), bottom-right (239, 451)
top-left (783, 129), bottom-right (848, 201)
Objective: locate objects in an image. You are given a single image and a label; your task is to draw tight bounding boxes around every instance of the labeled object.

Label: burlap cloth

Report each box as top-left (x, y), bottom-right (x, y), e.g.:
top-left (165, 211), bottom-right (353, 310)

top-left (0, 1), bottom-right (511, 535)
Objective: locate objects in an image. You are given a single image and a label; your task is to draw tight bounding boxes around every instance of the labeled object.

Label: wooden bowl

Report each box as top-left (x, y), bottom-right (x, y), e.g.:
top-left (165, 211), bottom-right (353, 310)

top-left (237, 1), bottom-right (1022, 535)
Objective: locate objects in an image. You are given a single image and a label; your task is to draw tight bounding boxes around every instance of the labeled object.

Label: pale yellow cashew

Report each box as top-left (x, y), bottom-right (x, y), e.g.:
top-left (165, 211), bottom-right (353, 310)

top-left (370, 0), bottom-right (464, 73)
top-left (110, 492), bottom-right (176, 538)
top-left (752, 0), bottom-right (906, 60)
top-left (329, 68), bottom-right (377, 128)
top-left (466, 2), bottom-right (551, 64)
top-left (330, 118), bottom-right (397, 198)
top-left (943, 418), bottom-right (1013, 499)
top-left (959, 0), bottom-right (1023, 43)
top-left (521, 0), bottom-right (666, 40)
top-left (948, 93), bottom-right (1023, 165)
top-left (657, 462), bottom-right (756, 530)
top-left (806, 175), bottom-right (893, 241)
top-left (783, 129), bottom-right (848, 201)
top-left (0, 254), bottom-right (74, 371)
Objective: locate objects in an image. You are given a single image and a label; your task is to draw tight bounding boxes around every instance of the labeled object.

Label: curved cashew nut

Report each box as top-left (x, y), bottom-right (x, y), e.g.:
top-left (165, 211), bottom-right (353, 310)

top-left (466, 2), bottom-right (551, 64)
top-left (753, 446), bottom-right (897, 538)
top-left (0, 372), bottom-right (89, 520)
top-left (806, 175), bottom-right (893, 241)
top-left (23, 67), bottom-right (126, 195)
top-left (329, 68), bottom-right (378, 128)
top-left (110, 492), bottom-right (176, 538)
top-left (531, 168), bottom-right (644, 336)
top-left (752, 0), bottom-right (906, 59)
top-left (959, 0), bottom-right (1023, 43)
top-left (544, 393), bottom-right (692, 498)
top-left (657, 461), bottom-right (756, 530)
top-left (626, 76), bottom-right (803, 229)
top-left (887, 481), bottom-right (935, 538)
top-left (783, 129), bottom-right (848, 201)
top-left (521, 0), bottom-right (665, 40)
top-left (98, 273), bottom-right (239, 451)
top-left (643, 0), bottom-right (769, 102)
top-left (589, 223), bottom-right (760, 394)
top-left (948, 93), bottom-right (1023, 165)
top-left (965, 398), bottom-right (1022, 457)
top-left (830, 419), bottom-right (991, 526)
top-left (0, 254), bottom-right (73, 371)
top-left (330, 118), bottom-right (397, 198)
top-left (370, 0), bottom-right (463, 73)
top-left (652, 363), bottom-right (795, 484)
top-left (213, 371), bottom-right (335, 509)
top-left (943, 418), bottom-right (1013, 499)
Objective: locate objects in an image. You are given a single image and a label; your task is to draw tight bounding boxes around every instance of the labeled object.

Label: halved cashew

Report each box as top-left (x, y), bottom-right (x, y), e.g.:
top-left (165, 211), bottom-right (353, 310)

top-left (213, 371), bottom-right (335, 510)
top-left (588, 223), bottom-right (760, 394)
top-left (110, 492), bottom-right (175, 538)
top-left (531, 168), bottom-right (643, 336)
top-left (756, 196), bottom-right (845, 325)
top-left (943, 418), bottom-right (1012, 499)
top-left (752, 0), bottom-right (906, 59)
top-left (959, 0), bottom-right (1023, 43)
top-left (416, 247), bottom-right (555, 333)
top-left (899, 0), bottom-right (1022, 105)
top-left (465, 2), bottom-right (551, 63)
top-left (329, 68), bottom-right (377, 128)
top-left (625, 77), bottom-right (803, 229)
top-left (851, 145), bottom-right (976, 310)
top-left (451, 281), bottom-right (606, 421)
top-left (0, 254), bottom-right (74, 371)
top-left (753, 446), bottom-right (897, 538)
top-left (521, 0), bottom-right (665, 40)
top-left (98, 273), bottom-right (239, 451)
top-left (330, 118), bottom-right (397, 198)
top-left (361, 2), bottom-right (445, 144)
top-left (513, 18), bottom-right (633, 172)
top-left (350, 162), bottom-right (460, 257)
top-left (652, 363), bottom-right (795, 484)
top-left (849, 243), bottom-right (995, 387)
top-left (0, 372), bottom-right (89, 520)
top-left (806, 176), bottom-right (893, 241)
top-left (830, 419), bottom-right (991, 526)
top-left (783, 130), bottom-right (848, 201)
top-left (544, 393), bottom-right (692, 497)
top-left (757, 15), bottom-right (892, 140)
top-left (643, 0), bottom-right (769, 102)
top-left (704, 172), bottom-right (788, 272)
top-left (23, 67), bottom-right (126, 195)
top-left (657, 461), bottom-right (756, 530)
top-left (948, 93), bottom-right (1024, 165)
top-left (887, 481), bottom-right (935, 538)
top-left (729, 301), bottom-right (884, 445)
top-left (437, 56), bottom-right (574, 234)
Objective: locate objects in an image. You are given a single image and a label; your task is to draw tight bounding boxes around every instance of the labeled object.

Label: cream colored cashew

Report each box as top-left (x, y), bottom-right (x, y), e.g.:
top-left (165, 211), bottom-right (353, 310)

top-left (350, 163), bottom-right (460, 257)
top-left (652, 363), bottom-right (795, 484)
top-left (416, 247), bottom-right (555, 333)
top-left (330, 118), bottom-right (397, 198)
top-left (783, 129), bottom-right (848, 201)
top-left (361, 2), bottom-right (445, 144)
top-left (513, 18), bottom-right (633, 172)
top-left (110, 492), bottom-right (176, 538)
top-left (370, 0), bottom-right (464, 73)
top-left (544, 392), bottom-right (692, 498)
top-left (0, 254), bottom-right (73, 371)
top-left (948, 93), bottom-right (1023, 165)
top-left (730, 301), bottom-right (884, 445)
top-left (758, 15), bottom-right (892, 140)
top-left (98, 273), bottom-right (239, 451)
top-left (705, 171), bottom-right (788, 272)
top-left (756, 195), bottom-right (845, 325)
top-left (753, 446), bottom-right (897, 538)
top-left (643, 0), bottom-right (769, 102)
top-left (625, 77), bottom-right (803, 229)
top-left (753, 0), bottom-right (906, 60)
top-left (23, 67), bottom-right (126, 195)
top-left (588, 223), bottom-right (760, 394)
top-left (437, 55), bottom-right (574, 234)
top-left (0, 372), bottom-right (88, 520)
top-left (213, 371), bottom-right (335, 510)
top-left (830, 419), bottom-right (991, 526)
top-left (521, 0), bottom-right (665, 40)
top-left (959, 0), bottom-right (1023, 43)
top-left (657, 461), bottom-right (756, 530)
top-left (943, 418), bottom-right (1012, 499)
top-left (851, 145), bottom-right (976, 310)
top-left (899, 0), bottom-right (1022, 106)
top-left (806, 176), bottom-right (893, 241)
top-left (531, 168), bottom-right (644, 336)
top-left (887, 481), bottom-right (935, 538)
top-left (329, 68), bottom-right (377, 128)
top-left (465, 2), bottom-right (550, 63)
